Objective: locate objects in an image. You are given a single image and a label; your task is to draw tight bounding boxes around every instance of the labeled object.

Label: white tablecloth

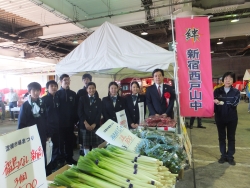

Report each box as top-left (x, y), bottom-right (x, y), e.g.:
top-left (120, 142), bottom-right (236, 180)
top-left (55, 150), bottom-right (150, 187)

top-left (10, 107), bottom-right (20, 112)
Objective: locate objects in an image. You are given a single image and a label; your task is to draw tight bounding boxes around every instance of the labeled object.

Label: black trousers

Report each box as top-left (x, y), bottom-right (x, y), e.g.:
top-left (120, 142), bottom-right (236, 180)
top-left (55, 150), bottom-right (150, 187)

top-left (215, 118), bottom-right (238, 159)
top-left (59, 127), bottom-right (74, 161)
top-left (51, 131), bottom-right (60, 162)
top-left (9, 101), bottom-right (17, 119)
top-left (190, 117), bottom-right (201, 126)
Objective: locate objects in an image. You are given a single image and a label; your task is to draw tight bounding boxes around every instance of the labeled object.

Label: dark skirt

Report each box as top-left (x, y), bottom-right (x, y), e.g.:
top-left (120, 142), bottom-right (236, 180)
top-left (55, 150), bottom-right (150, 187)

top-left (80, 129), bottom-right (103, 147)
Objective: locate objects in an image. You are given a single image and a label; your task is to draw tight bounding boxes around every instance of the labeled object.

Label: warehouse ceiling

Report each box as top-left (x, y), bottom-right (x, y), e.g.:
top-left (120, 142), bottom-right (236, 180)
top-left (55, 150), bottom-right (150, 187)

top-left (1, 0), bottom-right (250, 74)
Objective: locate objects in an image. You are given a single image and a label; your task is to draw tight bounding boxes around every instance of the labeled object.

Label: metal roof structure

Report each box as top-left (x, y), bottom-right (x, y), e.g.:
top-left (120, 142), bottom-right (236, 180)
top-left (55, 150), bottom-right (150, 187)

top-left (1, 0), bottom-right (250, 75)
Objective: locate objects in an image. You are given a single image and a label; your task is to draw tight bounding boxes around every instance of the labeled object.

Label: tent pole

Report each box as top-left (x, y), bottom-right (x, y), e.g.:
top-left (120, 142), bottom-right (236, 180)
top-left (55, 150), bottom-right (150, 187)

top-left (170, 12), bottom-right (181, 134)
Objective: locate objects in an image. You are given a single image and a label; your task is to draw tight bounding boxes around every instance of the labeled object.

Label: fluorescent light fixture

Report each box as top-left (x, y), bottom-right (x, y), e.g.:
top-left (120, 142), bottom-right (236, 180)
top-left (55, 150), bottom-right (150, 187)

top-left (217, 41), bottom-right (223, 45)
top-left (210, 51), bottom-right (214, 53)
top-left (231, 19), bottom-right (239, 22)
top-left (141, 31), bottom-right (148, 35)
top-left (72, 40), bottom-right (78, 44)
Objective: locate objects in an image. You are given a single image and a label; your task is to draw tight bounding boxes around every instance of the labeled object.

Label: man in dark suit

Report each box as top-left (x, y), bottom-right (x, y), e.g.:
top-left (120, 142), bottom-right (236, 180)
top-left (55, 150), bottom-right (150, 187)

top-left (146, 69), bottom-right (175, 118)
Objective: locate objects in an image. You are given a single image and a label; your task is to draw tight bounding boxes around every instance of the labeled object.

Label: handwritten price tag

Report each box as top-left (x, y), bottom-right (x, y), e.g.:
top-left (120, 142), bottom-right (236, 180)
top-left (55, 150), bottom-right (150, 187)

top-left (96, 119), bottom-right (141, 153)
top-left (116, 110), bottom-right (128, 129)
top-left (0, 125), bottom-right (47, 188)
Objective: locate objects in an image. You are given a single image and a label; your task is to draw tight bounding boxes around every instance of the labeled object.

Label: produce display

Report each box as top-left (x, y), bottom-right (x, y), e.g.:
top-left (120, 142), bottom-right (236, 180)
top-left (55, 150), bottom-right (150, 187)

top-left (50, 146), bottom-right (177, 188)
top-left (131, 128), bottom-right (187, 174)
top-left (141, 115), bottom-right (176, 128)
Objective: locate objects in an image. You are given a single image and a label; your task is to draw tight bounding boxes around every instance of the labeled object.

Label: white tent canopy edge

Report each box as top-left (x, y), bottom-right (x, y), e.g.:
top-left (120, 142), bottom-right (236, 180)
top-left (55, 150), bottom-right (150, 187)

top-left (55, 21), bottom-right (175, 79)
top-left (243, 69), bottom-right (250, 80)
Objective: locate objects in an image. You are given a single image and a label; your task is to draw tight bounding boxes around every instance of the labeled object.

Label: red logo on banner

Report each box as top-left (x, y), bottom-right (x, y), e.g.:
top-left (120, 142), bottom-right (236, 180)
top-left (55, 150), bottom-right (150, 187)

top-left (176, 17), bottom-right (214, 117)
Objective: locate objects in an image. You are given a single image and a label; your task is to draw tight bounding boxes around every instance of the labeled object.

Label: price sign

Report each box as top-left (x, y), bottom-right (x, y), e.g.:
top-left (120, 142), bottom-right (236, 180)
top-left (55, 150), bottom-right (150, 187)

top-left (116, 109), bottom-right (129, 129)
top-left (0, 125), bottom-right (47, 188)
top-left (96, 119), bottom-right (141, 153)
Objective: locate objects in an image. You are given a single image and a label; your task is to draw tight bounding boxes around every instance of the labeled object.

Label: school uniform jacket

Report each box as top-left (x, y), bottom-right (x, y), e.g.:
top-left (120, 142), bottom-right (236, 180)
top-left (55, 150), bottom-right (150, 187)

top-left (76, 87), bottom-right (99, 106)
top-left (125, 94), bottom-right (146, 129)
top-left (146, 83), bottom-right (175, 117)
top-left (18, 100), bottom-right (50, 148)
top-left (56, 87), bottom-right (77, 128)
top-left (102, 96), bottom-right (125, 123)
top-left (78, 95), bottom-right (102, 130)
top-left (42, 93), bottom-right (60, 135)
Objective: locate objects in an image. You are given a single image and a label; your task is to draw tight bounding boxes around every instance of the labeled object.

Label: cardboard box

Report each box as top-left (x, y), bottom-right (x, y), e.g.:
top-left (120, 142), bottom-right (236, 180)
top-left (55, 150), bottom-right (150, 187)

top-left (47, 165), bottom-right (71, 188)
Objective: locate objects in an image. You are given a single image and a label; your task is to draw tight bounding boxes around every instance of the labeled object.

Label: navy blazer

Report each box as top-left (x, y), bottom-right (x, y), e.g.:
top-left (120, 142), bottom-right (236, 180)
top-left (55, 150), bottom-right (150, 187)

top-left (78, 95), bottom-right (102, 130)
top-left (102, 96), bottom-right (125, 123)
top-left (56, 87), bottom-right (78, 128)
top-left (42, 93), bottom-right (60, 135)
top-left (18, 100), bottom-right (49, 149)
top-left (146, 83), bottom-right (175, 117)
top-left (76, 87), bottom-right (99, 105)
top-left (125, 94), bottom-right (146, 129)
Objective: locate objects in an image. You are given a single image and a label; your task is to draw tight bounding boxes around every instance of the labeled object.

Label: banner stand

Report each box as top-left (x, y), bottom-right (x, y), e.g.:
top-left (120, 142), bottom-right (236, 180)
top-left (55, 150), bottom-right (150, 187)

top-left (170, 14), bottom-right (213, 185)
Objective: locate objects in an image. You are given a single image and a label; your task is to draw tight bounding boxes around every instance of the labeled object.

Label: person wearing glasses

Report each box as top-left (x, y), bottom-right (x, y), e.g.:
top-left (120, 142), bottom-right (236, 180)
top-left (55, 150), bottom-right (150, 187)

top-left (56, 74), bottom-right (78, 165)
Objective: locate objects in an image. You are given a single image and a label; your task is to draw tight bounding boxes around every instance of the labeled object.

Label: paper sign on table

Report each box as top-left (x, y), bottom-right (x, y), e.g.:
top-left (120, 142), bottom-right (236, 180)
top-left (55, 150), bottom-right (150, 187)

top-left (96, 119), bottom-right (141, 153)
top-left (0, 125), bottom-right (47, 188)
top-left (116, 109), bottom-right (129, 129)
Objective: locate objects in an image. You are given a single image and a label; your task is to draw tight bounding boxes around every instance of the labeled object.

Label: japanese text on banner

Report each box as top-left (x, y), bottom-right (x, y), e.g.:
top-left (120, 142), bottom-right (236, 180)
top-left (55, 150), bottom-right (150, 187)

top-left (176, 17), bottom-right (214, 117)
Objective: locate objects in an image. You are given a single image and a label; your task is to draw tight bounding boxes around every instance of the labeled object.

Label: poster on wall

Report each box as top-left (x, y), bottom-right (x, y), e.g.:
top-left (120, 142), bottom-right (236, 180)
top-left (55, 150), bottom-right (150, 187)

top-left (175, 17), bottom-right (214, 117)
top-left (0, 125), bottom-right (47, 188)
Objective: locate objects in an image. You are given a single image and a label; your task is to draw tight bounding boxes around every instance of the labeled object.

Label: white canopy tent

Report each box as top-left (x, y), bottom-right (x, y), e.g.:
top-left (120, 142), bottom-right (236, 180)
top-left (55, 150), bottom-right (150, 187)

top-left (55, 22), bottom-right (175, 80)
top-left (243, 69), bottom-right (250, 80)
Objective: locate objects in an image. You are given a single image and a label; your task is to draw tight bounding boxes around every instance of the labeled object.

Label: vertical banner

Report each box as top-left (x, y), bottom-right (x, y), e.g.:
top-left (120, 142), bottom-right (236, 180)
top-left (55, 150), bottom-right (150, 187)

top-left (176, 17), bottom-right (214, 117)
top-left (0, 125), bottom-right (47, 188)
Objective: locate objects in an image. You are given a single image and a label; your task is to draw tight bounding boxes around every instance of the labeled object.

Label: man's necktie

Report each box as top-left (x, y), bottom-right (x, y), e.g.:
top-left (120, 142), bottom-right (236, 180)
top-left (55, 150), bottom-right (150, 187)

top-left (132, 95), bottom-right (137, 102)
top-left (158, 85), bottom-right (161, 98)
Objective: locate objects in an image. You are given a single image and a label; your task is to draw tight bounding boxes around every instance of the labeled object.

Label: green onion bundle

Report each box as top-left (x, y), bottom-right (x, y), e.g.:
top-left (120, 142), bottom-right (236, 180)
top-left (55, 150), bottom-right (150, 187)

top-left (50, 145), bottom-right (177, 188)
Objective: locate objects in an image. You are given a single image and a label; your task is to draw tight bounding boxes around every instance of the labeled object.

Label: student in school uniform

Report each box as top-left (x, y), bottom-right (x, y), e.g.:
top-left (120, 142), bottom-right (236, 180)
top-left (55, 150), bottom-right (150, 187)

top-left (102, 81), bottom-right (125, 123)
top-left (42, 80), bottom-right (61, 171)
top-left (56, 74), bottom-right (78, 165)
top-left (125, 81), bottom-right (146, 129)
top-left (17, 82), bottom-right (52, 175)
top-left (78, 82), bottom-right (103, 155)
top-left (76, 74), bottom-right (99, 101)
top-left (76, 73), bottom-right (99, 155)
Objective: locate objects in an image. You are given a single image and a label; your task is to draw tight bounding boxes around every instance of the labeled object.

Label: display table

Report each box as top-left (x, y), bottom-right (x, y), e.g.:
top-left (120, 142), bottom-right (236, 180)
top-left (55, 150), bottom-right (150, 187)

top-left (10, 107), bottom-right (20, 121)
top-left (240, 91), bottom-right (247, 101)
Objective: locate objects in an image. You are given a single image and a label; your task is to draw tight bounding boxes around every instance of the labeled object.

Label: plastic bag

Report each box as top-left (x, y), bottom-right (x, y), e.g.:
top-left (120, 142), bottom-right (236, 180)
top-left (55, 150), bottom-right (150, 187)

top-left (46, 138), bottom-right (53, 165)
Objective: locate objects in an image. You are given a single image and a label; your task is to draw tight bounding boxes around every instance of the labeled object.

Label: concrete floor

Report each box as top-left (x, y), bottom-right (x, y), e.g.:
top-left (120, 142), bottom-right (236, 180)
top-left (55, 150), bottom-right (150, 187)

top-left (176, 101), bottom-right (250, 188)
top-left (1, 101), bottom-right (250, 188)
